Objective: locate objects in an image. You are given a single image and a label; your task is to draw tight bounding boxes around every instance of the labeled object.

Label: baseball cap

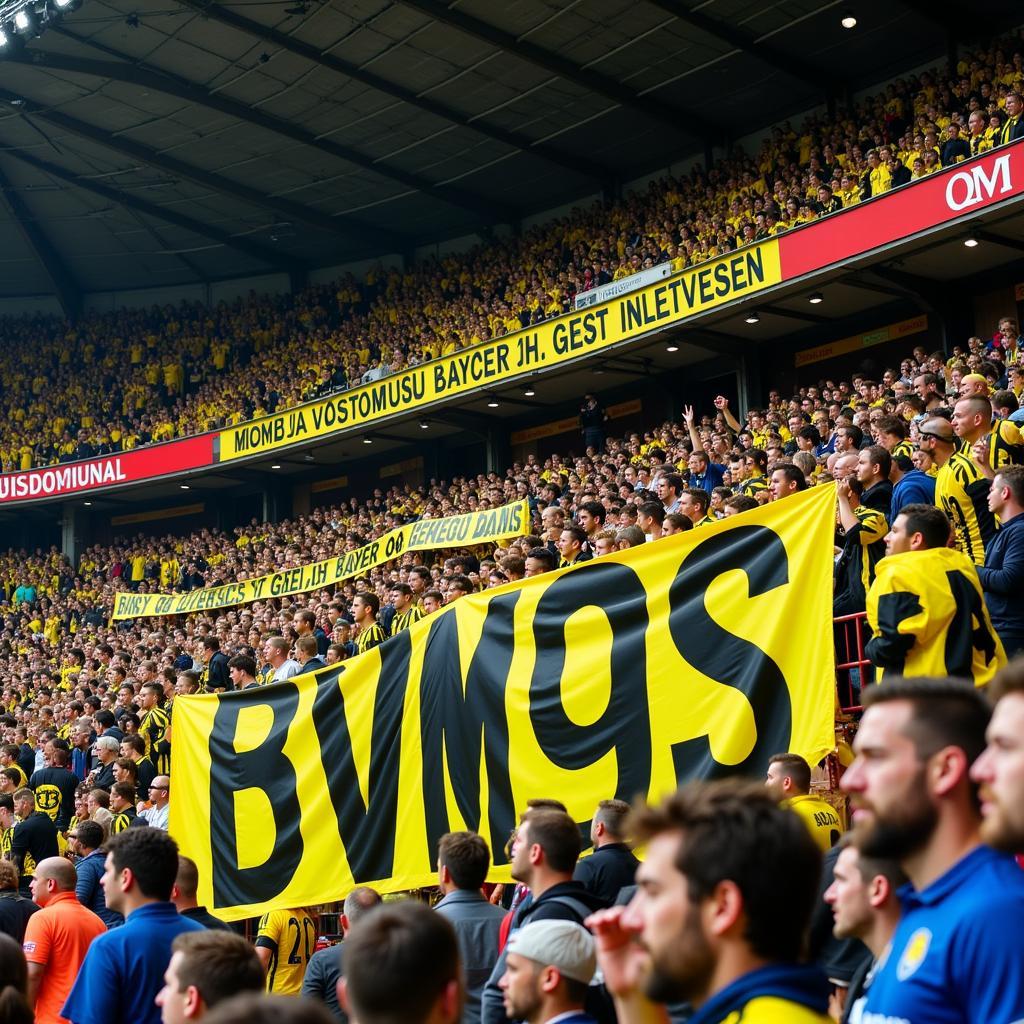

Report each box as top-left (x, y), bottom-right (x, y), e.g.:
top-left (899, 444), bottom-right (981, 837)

top-left (506, 920), bottom-right (596, 984)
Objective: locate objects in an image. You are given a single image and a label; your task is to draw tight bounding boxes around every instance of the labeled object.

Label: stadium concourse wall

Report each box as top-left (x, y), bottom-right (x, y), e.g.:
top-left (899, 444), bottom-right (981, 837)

top-left (2, 140), bottom-right (1024, 516)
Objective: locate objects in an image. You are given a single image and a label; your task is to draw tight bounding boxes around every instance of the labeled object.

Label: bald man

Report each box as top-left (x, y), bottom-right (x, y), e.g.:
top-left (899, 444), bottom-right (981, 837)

top-left (25, 856), bottom-right (106, 1024)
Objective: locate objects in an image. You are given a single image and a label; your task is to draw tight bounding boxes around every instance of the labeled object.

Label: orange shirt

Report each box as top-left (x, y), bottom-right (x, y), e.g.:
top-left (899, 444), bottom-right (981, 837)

top-left (23, 891), bottom-right (106, 1024)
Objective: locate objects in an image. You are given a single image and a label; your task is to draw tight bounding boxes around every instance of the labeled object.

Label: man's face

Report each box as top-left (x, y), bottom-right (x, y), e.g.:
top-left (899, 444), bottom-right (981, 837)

top-left (29, 871), bottom-right (51, 908)
top-left (764, 761), bottom-right (788, 799)
top-left (101, 852), bottom-right (124, 914)
top-left (156, 950), bottom-right (195, 1024)
top-left (952, 400), bottom-right (983, 440)
top-left (855, 450), bottom-right (878, 485)
top-left (422, 595), bottom-right (441, 614)
top-left (510, 820), bottom-right (532, 884)
top-left (768, 469), bottom-right (792, 502)
top-left (523, 558), bottom-right (546, 578)
top-left (884, 514), bottom-right (915, 556)
top-left (621, 830), bottom-right (713, 1004)
top-left (499, 953), bottom-right (542, 1021)
top-left (914, 376), bottom-right (932, 400)
top-left (842, 701), bottom-right (937, 860)
top-left (824, 846), bottom-right (874, 940)
top-left (971, 692), bottom-right (1024, 852)
top-left (576, 509), bottom-right (596, 534)
top-left (557, 531), bottom-right (577, 559)
top-left (595, 536), bottom-right (617, 557)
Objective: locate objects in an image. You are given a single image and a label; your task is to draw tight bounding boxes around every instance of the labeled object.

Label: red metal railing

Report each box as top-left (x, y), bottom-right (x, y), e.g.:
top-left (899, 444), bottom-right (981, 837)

top-left (835, 611), bottom-right (870, 713)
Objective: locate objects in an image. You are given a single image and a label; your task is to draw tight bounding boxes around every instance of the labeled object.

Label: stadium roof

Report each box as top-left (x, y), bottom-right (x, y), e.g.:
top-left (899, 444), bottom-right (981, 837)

top-left (0, 0), bottom-right (1017, 309)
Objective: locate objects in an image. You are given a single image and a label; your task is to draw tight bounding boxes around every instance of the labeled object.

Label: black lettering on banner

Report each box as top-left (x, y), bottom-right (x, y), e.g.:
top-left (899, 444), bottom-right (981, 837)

top-left (944, 570), bottom-right (998, 677)
top-left (668, 526), bottom-right (792, 781)
top-left (420, 593), bottom-right (519, 866)
top-left (311, 636), bottom-right (410, 882)
top-left (528, 563), bottom-right (652, 830)
top-left (209, 683), bottom-right (303, 909)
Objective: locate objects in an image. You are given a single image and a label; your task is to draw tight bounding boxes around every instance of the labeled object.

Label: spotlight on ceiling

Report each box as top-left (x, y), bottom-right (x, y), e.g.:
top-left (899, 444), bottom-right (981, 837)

top-left (524, 385), bottom-right (536, 397)
top-left (362, 437), bottom-right (373, 445)
top-left (271, 464), bottom-right (282, 469)
top-left (963, 237), bottom-right (979, 248)
top-left (809, 292), bottom-right (824, 304)
top-left (841, 10), bottom-right (857, 29)
top-left (744, 311), bottom-right (760, 325)
top-left (486, 396), bottom-right (499, 408)
top-left (666, 343), bottom-right (679, 352)
top-left (419, 421), bottom-right (429, 430)
top-left (180, 484), bottom-right (190, 490)
top-left (13, 8), bottom-right (38, 34)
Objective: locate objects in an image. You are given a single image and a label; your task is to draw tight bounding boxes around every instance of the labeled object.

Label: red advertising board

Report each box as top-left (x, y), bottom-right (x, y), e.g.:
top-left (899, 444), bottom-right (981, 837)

top-left (0, 434), bottom-right (215, 505)
top-left (779, 142), bottom-right (1024, 278)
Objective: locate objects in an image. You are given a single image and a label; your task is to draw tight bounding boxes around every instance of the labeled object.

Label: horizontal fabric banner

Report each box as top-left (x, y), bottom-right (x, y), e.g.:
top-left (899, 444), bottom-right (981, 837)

top-left (218, 241), bottom-right (782, 460)
top-left (170, 484), bottom-right (837, 921)
top-left (111, 499), bottom-right (529, 620)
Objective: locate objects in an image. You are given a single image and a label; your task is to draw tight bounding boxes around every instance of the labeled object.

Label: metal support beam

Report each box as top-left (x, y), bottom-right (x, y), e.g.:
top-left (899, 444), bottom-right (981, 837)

top-left (398, 0), bottom-right (714, 141)
top-left (646, 0), bottom-right (844, 95)
top-left (23, 42), bottom-right (516, 226)
top-left (0, 158), bottom-right (81, 318)
top-left (0, 87), bottom-right (409, 250)
top-left (175, 0), bottom-right (614, 188)
top-left (2, 147), bottom-right (303, 272)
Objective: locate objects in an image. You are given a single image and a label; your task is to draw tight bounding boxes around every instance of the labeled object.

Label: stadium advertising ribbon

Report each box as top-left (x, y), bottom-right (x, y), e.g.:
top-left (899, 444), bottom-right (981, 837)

top-left (111, 499), bottom-right (529, 620)
top-left (218, 240), bottom-right (782, 461)
top-left (171, 485), bottom-right (837, 921)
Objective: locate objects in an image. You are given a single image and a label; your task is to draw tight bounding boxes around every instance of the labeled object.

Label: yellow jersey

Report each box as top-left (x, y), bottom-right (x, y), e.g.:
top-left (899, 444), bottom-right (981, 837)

top-left (256, 908), bottom-right (318, 995)
top-left (935, 452), bottom-right (996, 565)
top-left (785, 794), bottom-right (842, 853)
top-left (865, 547), bottom-right (1005, 686)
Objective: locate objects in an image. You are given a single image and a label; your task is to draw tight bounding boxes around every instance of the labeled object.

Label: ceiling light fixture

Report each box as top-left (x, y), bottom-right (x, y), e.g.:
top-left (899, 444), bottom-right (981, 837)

top-left (419, 421), bottom-right (429, 429)
top-left (486, 396), bottom-right (499, 408)
top-left (362, 437), bottom-right (373, 445)
top-left (963, 237), bottom-right (979, 248)
top-left (745, 311), bottom-right (760, 324)
top-left (13, 8), bottom-right (37, 34)
top-left (666, 343), bottom-right (679, 352)
top-left (841, 10), bottom-right (857, 29)
top-left (271, 464), bottom-right (281, 469)
top-left (809, 292), bottom-right (824, 304)
top-left (83, 501), bottom-right (91, 506)
top-left (524, 385), bottom-right (536, 397)
top-left (180, 484), bottom-right (190, 490)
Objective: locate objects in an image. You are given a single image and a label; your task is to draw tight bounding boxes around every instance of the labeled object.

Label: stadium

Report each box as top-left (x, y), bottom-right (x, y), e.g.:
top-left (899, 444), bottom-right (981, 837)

top-left (0, 2), bottom-right (1023, 1023)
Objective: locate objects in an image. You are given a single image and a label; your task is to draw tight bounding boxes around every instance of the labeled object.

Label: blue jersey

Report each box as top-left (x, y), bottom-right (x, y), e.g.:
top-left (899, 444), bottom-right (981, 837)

top-left (861, 845), bottom-right (1024, 1024)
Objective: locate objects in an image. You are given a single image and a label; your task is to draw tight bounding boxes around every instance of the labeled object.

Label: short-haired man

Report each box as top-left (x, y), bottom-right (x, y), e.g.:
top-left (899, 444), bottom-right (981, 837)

top-left (573, 799), bottom-right (639, 907)
top-left (977, 466), bottom-right (1024, 657)
top-left (586, 780), bottom-right (829, 1023)
top-left (500, 920), bottom-right (597, 1024)
top-left (30, 746), bottom-right (79, 831)
top-left (339, 900), bottom-right (462, 1024)
top-left (255, 905), bottom-right (318, 995)
top-left (71, 820), bottom-right (122, 929)
top-left (766, 752), bottom-right (842, 852)
top-left (10, 787), bottom-right (58, 896)
top-left (264, 637), bottom-right (301, 683)
top-left (110, 780), bottom-right (143, 833)
top-left (677, 487), bottom-right (714, 527)
top-left (389, 584), bottom-right (424, 636)
top-left (971, 659), bottom-right (1024, 852)
top-left (139, 682), bottom-right (171, 775)
top-left (156, 930), bottom-right (265, 1023)
top-left (90, 735), bottom-right (119, 790)
top-left (295, 636), bottom-right (327, 674)
top-left (24, 856), bottom-right (106, 1024)
top-left (435, 832), bottom-right (505, 1024)
top-left (227, 655), bottom-right (259, 690)
top-left (768, 464), bottom-right (807, 502)
top-left (172, 856), bottom-right (229, 931)
top-left (120, 734), bottom-right (157, 801)
top-left (919, 415), bottom-right (995, 565)
top-left (657, 472), bottom-right (685, 512)
top-left (352, 594), bottom-right (386, 655)
top-left (524, 547), bottom-right (557, 577)
top-left (575, 501), bottom-right (606, 545)
top-left (866, 504), bottom-right (1004, 684)
top-left (481, 809), bottom-right (605, 1024)
top-left (140, 775), bottom-right (171, 830)
top-left (636, 501), bottom-right (664, 541)
top-left (823, 840), bottom-right (906, 1024)
top-left (842, 676), bottom-right (1024, 1024)
top-left (63, 828), bottom-right (204, 1024)
top-left (557, 526), bottom-right (592, 568)
top-left (302, 886), bottom-right (381, 1021)
top-left (293, 608), bottom-right (329, 659)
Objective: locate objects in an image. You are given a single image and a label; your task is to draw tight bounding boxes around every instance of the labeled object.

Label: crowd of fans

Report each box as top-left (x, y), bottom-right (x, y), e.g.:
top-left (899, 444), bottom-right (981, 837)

top-left (1, 38), bottom-right (1024, 471)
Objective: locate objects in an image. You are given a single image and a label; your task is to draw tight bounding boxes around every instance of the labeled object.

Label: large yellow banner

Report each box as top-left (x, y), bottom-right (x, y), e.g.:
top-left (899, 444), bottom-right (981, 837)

top-left (218, 241), bottom-right (781, 460)
top-left (112, 499), bottom-right (529, 620)
top-left (170, 484), bottom-right (835, 921)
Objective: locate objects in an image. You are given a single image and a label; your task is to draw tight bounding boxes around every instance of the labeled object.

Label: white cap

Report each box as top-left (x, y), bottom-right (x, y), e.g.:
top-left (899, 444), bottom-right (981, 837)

top-left (506, 920), bottom-right (596, 984)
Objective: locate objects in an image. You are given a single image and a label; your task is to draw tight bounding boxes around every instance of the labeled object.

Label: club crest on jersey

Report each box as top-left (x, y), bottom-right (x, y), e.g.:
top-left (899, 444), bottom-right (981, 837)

top-left (896, 927), bottom-right (931, 981)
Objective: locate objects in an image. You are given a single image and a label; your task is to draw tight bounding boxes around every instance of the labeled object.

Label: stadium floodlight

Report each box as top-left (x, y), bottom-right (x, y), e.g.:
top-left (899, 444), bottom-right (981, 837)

top-left (963, 237), bottom-right (979, 248)
top-left (13, 8), bottom-right (35, 33)
top-left (841, 10), bottom-right (857, 29)
top-left (180, 484), bottom-right (190, 490)
top-left (809, 292), bottom-right (824, 304)
top-left (666, 343), bottom-right (679, 352)
top-left (54, 0), bottom-right (82, 9)
top-left (83, 501), bottom-right (92, 507)
top-left (744, 311), bottom-right (760, 324)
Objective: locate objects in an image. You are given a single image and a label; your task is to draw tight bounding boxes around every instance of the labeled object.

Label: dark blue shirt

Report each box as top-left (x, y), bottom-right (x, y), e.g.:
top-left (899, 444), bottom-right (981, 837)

top-left (977, 513), bottom-right (1024, 638)
top-left (62, 902), bottom-right (203, 1024)
top-left (892, 468), bottom-right (936, 517)
top-left (75, 850), bottom-right (123, 930)
top-left (690, 462), bottom-right (726, 494)
top-left (862, 845), bottom-right (1024, 1024)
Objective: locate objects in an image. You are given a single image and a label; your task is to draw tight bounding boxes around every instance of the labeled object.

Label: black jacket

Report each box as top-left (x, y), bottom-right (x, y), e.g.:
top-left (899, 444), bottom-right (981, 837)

top-left (0, 890), bottom-right (38, 942)
top-left (573, 842), bottom-right (640, 908)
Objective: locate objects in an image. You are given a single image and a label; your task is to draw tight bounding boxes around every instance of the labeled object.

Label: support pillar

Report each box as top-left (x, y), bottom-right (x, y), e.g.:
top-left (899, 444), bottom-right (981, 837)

top-left (61, 503), bottom-right (81, 563)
